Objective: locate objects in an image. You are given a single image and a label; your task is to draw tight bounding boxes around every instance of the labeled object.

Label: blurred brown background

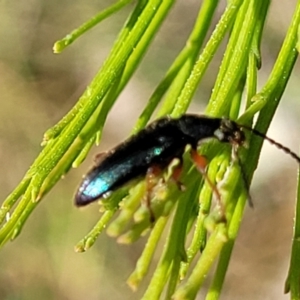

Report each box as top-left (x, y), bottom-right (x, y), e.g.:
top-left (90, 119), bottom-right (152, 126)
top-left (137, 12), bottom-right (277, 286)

top-left (0, 0), bottom-right (300, 299)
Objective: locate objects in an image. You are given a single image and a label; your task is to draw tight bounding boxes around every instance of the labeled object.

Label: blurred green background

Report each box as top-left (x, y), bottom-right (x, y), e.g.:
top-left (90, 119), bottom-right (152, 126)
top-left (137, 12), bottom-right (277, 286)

top-left (0, 1), bottom-right (300, 299)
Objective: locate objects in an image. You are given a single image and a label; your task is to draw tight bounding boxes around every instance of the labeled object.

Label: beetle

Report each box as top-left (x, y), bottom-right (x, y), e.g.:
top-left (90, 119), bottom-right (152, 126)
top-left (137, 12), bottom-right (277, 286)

top-left (75, 113), bottom-right (300, 215)
top-left (75, 114), bottom-right (246, 208)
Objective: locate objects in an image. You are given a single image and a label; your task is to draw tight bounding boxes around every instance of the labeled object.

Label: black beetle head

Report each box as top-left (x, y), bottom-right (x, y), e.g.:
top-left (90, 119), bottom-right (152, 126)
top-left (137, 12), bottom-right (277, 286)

top-left (214, 118), bottom-right (246, 146)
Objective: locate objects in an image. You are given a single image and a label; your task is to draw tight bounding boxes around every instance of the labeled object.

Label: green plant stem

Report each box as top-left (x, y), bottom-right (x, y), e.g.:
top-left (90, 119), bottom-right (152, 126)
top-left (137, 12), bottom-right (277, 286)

top-left (142, 173), bottom-right (199, 299)
top-left (91, 0), bottom-right (177, 137)
top-left (285, 162), bottom-right (300, 298)
top-left (54, 0), bottom-right (133, 53)
top-left (206, 193), bottom-right (246, 300)
top-left (207, 0), bottom-right (261, 117)
top-left (134, 0), bottom-right (220, 131)
top-left (159, 0), bottom-right (220, 117)
top-left (239, 0), bottom-right (300, 125)
top-left (173, 223), bottom-right (227, 300)
top-left (0, 0), bottom-right (165, 245)
top-left (173, 0), bottom-right (265, 294)
top-left (240, 0), bottom-right (300, 169)
top-left (206, 1), bottom-right (300, 297)
top-left (173, 0), bottom-right (244, 117)
top-left (127, 216), bottom-right (168, 290)
top-left (75, 210), bottom-right (116, 252)
top-left (44, 0), bottom-right (148, 141)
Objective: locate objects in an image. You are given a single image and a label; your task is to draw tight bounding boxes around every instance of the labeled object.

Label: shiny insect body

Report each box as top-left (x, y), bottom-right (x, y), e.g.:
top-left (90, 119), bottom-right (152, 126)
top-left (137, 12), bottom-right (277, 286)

top-left (75, 114), bottom-right (246, 207)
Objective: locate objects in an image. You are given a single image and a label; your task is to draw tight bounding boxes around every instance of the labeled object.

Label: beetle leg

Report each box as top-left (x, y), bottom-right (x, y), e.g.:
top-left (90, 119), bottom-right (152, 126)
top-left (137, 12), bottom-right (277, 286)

top-left (145, 165), bottom-right (162, 222)
top-left (94, 152), bottom-right (108, 164)
top-left (190, 150), bottom-right (225, 219)
top-left (169, 159), bottom-right (186, 191)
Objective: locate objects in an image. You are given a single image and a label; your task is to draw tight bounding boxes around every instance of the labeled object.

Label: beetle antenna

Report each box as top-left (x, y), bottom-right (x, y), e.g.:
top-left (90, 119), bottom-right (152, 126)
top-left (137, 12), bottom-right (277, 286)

top-left (240, 125), bottom-right (300, 164)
